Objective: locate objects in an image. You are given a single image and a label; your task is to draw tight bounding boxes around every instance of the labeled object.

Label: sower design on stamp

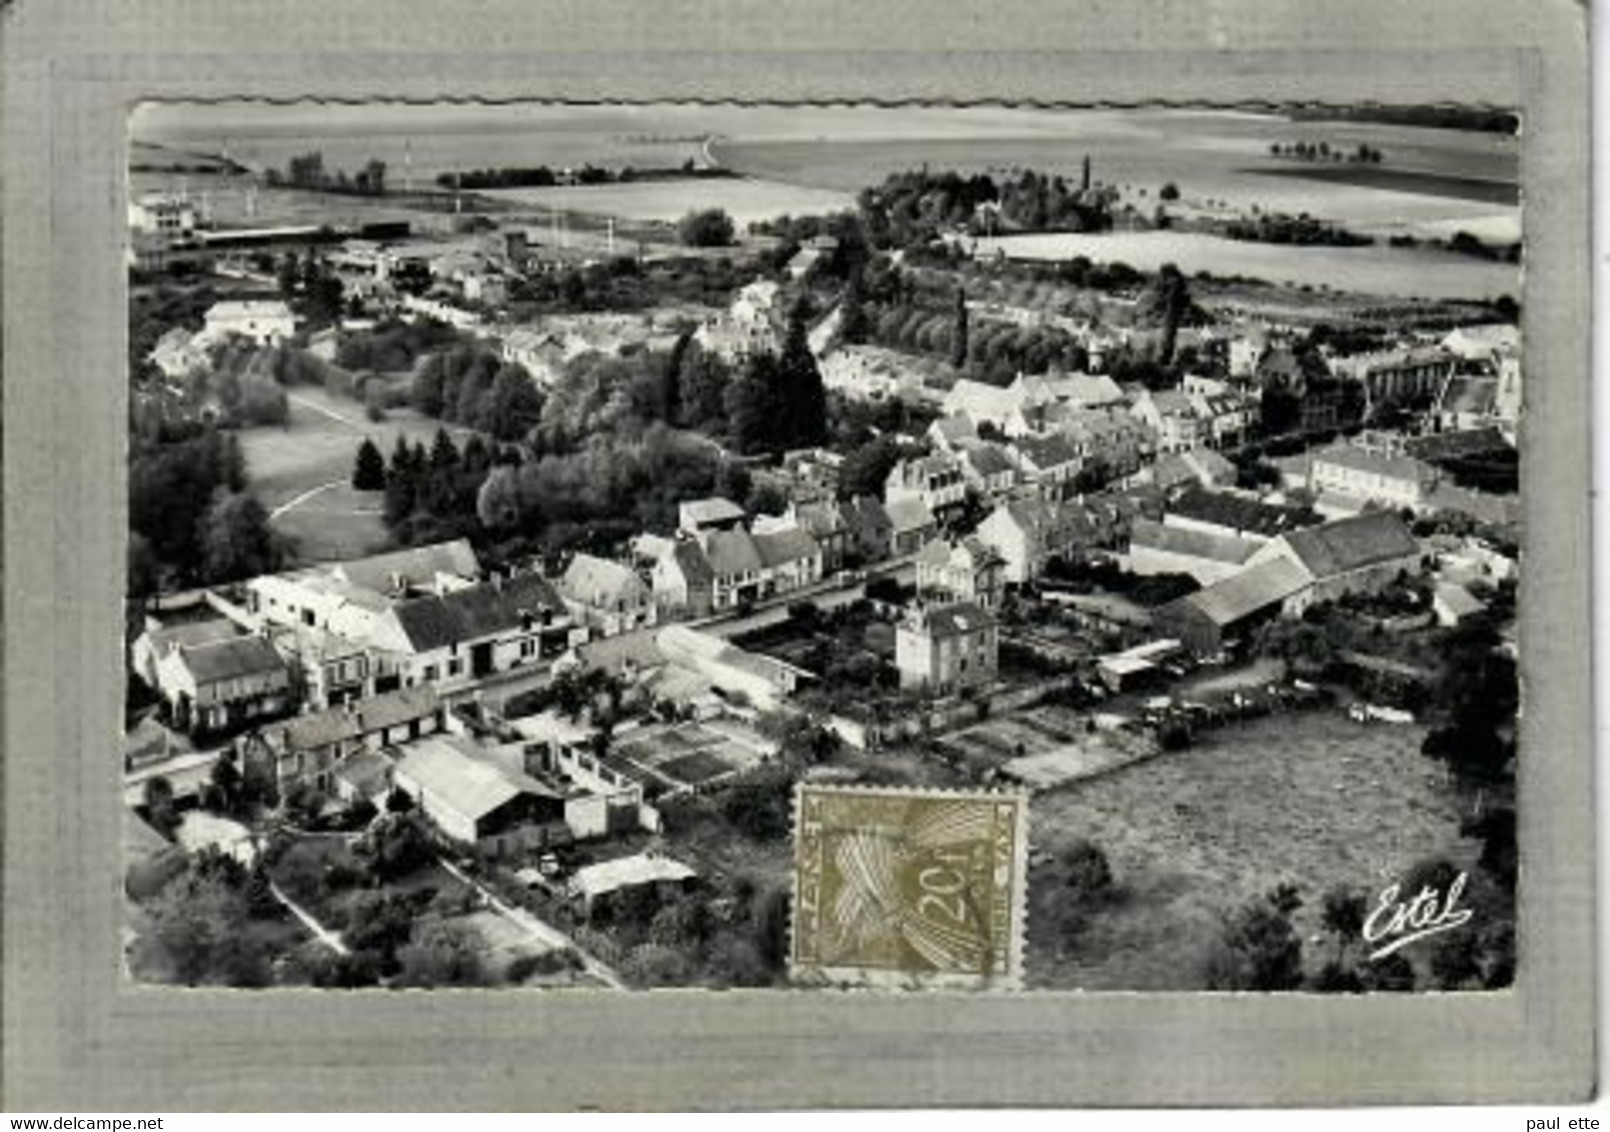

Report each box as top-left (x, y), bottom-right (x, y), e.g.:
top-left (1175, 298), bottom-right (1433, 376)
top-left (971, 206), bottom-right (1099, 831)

top-left (791, 785), bottom-right (1028, 988)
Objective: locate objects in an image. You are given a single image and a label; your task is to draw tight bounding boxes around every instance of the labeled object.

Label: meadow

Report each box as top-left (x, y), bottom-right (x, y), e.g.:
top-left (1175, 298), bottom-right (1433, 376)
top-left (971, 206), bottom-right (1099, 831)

top-left (237, 386), bottom-right (477, 564)
top-left (1024, 710), bottom-right (1475, 990)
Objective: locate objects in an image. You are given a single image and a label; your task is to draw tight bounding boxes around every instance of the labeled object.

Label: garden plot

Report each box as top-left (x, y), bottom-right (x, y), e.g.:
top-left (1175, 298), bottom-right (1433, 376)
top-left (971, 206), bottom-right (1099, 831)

top-left (942, 704), bottom-right (1156, 791)
top-left (608, 721), bottom-right (773, 793)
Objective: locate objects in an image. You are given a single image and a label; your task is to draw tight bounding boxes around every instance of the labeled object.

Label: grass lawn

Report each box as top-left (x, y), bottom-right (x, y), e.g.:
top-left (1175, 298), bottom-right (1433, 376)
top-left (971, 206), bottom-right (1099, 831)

top-left (238, 386), bottom-right (479, 564)
top-left (1024, 708), bottom-right (1479, 990)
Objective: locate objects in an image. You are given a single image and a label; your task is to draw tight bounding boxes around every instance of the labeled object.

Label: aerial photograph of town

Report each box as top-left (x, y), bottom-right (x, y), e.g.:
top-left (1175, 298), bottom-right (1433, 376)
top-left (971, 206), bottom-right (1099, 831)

top-left (123, 101), bottom-right (1521, 993)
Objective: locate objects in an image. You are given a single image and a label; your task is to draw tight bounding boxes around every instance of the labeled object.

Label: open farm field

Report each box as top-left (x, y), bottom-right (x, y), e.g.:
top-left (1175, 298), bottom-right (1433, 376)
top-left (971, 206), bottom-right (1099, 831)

top-left (971, 229), bottom-right (1519, 302)
top-left (482, 178), bottom-right (855, 227)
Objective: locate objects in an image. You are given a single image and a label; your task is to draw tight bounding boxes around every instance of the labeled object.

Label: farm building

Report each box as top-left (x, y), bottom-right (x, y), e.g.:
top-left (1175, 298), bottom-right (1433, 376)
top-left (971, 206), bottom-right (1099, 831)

top-left (1154, 556), bottom-right (1311, 656)
top-left (392, 733), bottom-right (568, 856)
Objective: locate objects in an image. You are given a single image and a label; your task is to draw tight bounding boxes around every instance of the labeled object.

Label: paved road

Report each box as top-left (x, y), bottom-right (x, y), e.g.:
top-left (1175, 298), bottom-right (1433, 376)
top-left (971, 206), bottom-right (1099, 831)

top-left (438, 858), bottom-right (627, 990)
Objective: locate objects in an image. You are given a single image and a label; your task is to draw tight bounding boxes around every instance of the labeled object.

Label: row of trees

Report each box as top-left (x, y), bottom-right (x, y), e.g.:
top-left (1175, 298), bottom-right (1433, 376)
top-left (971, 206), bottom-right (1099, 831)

top-left (1269, 140), bottom-right (1387, 163)
top-left (265, 150), bottom-right (388, 196)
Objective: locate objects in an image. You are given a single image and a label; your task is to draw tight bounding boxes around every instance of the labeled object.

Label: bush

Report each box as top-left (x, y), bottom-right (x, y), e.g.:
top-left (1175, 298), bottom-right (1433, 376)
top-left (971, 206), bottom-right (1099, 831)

top-left (678, 208), bottom-right (736, 248)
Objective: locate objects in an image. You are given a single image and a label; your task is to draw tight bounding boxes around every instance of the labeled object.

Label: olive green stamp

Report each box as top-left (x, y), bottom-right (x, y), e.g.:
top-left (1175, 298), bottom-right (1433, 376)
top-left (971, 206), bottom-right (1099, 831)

top-left (790, 785), bottom-right (1028, 989)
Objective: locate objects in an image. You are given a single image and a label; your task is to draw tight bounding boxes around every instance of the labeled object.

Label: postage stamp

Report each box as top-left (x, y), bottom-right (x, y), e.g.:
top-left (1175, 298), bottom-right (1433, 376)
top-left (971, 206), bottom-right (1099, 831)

top-left (790, 785), bottom-right (1028, 989)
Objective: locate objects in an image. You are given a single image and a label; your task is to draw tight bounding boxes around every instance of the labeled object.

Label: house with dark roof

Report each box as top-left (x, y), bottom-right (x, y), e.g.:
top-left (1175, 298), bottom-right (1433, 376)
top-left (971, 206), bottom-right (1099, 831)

top-left (242, 686), bottom-right (445, 794)
top-left (1126, 518), bottom-right (1262, 586)
top-left (364, 571), bottom-right (572, 691)
top-left (895, 602), bottom-right (999, 694)
top-left (750, 526), bottom-right (825, 595)
top-left (958, 442), bottom-right (1019, 500)
top-left (1163, 486), bottom-right (1320, 543)
top-left (136, 619), bottom-right (293, 737)
top-left (699, 528), bottom-right (766, 611)
top-left (1011, 433), bottom-right (1083, 500)
top-left (791, 500), bottom-right (853, 572)
top-left (557, 554), bottom-right (657, 638)
top-left (841, 496), bottom-right (895, 564)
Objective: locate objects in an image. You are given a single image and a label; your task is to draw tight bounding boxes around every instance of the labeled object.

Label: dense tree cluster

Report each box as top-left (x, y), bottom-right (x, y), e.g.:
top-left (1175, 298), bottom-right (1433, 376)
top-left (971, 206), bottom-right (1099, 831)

top-left (476, 424), bottom-right (746, 554)
top-left (723, 303), bottom-right (828, 454)
top-left (275, 251), bottom-right (346, 326)
top-left (677, 208), bottom-right (736, 248)
top-left (381, 428), bottom-right (492, 546)
top-left (130, 848), bottom-right (286, 987)
top-left (856, 167), bottom-right (1116, 249)
top-left (128, 424), bottom-right (283, 595)
top-left (1223, 211), bottom-right (1374, 248)
top-left (411, 346), bottom-right (545, 441)
top-left (335, 317), bottom-right (466, 374)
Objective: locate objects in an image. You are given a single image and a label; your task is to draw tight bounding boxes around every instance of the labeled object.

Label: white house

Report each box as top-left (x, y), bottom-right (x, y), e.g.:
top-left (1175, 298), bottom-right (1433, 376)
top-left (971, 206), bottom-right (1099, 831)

top-left (201, 300), bottom-right (297, 346)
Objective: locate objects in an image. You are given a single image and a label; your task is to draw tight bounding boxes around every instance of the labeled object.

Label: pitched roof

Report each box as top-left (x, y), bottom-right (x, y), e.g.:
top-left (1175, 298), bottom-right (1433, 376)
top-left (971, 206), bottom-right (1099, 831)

top-left (1153, 448), bottom-right (1237, 491)
top-left (396, 734), bottom-right (560, 821)
top-left (668, 540), bottom-right (715, 586)
top-left (1434, 582), bottom-right (1487, 618)
top-left (679, 497), bottom-right (745, 527)
top-left (1312, 444), bottom-right (1433, 487)
top-left (1277, 512), bottom-right (1421, 580)
top-left (333, 540), bottom-right (480, 594)
top-left (1014, 433), bottom-right (1082, 470)
top-left (179, 635), bottom-right (288, 684)
top-left (702, 529), bottom-right (764, 577)
top-left (1166, 486), bottom-right (1318, 539)
top-left (752, 527), bottom-right (822, 568)
top-left (885, 497), bottom-right (936, 535)
top-left (1130, 518), bottom-right (1261, 566)
top-left (560, 554), bottom-right (648, 605)
top-left (794, 500), bottom-right (848, 537)
top-left (930, 415), bottom-right (979, 444)
top-left (389, 572), bottom-right (563, 653)
top-left (915, 601), bottom-right (996, 637)
top-left (943, 379), bottom-right (1018, 423)
top-left (1172, 557), bottom-right (1311, 627)
top-left (963, 443), bottom-right (1017, 479)
top-left (842, 496), bottom-right (893, 536)
top-left (572, 853), bottom-right (697, 900)
top-left (267, 686), bottom-right (441, 752)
